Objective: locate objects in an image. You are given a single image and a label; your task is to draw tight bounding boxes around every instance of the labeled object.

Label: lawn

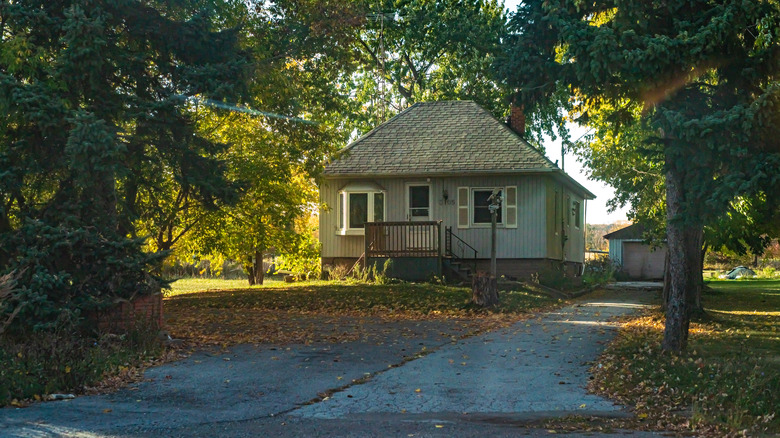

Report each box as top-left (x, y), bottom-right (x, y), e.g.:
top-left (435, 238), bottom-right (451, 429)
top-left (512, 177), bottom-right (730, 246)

top-left (166, 276), bottom-right (286, 295)
top-left (164, 278), bottom-right (560, 346)
top-left (590, 278), bottom-right (779, 436)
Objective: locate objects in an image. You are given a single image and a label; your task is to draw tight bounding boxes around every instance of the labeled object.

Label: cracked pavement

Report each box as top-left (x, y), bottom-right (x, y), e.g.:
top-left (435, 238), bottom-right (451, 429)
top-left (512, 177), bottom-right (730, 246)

top-left (0, 289), bottom-right (665, 437)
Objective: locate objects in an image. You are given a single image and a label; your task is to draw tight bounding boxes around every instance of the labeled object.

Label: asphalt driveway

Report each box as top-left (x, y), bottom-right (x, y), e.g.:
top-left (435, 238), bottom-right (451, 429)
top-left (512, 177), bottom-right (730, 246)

top-left (0, 289), bottom-right (664, 437)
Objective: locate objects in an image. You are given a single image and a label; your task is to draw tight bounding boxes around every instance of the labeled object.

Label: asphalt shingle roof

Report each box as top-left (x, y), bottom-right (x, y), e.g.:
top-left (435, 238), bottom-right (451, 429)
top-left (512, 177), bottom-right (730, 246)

top-left (324, 101), bottom-right (558, 176)
top-left (604, 223), bottom-right (646, 240)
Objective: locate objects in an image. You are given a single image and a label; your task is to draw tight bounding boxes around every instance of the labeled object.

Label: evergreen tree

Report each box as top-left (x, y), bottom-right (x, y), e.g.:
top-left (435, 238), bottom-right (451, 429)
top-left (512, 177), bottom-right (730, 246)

top-left (499, 0), bottom-right (780, 351)
top-left (0, 0), bottom-right (250, 331)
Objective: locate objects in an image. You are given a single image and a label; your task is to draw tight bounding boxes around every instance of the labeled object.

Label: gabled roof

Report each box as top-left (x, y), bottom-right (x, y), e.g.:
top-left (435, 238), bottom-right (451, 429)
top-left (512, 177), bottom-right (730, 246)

top-left (604, 223), bottom-right (645, 240)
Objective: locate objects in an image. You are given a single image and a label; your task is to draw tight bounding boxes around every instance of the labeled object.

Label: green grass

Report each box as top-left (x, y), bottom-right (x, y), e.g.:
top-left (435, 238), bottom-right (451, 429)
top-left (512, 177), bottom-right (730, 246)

top-left (592, 278), bottom-right (779, 435)
top-left (167, 276), bottom-right (287, 295)
top-left (166, 278), bottom-right (558, 316)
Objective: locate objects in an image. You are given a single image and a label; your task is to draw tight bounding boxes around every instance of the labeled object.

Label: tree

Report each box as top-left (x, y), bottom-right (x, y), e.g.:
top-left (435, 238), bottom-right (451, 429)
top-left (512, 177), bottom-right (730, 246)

top-left (0, 0), bottom-right (250, 331)
top-left (189, 104), bottom-right (338, 285)
top-left (499, 0), bottom-right (780, 351)
top-left (345, 0), bottom-right (508, 132)
top-left (159, 0), bottom-right (354, 285)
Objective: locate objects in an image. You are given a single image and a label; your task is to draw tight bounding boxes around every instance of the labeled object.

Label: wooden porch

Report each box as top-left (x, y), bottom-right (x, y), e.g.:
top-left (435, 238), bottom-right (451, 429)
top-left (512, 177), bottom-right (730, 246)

top-left (364, 221), bottom-right (442, 258)
top-left (364, 221), bottom-right (477, 280)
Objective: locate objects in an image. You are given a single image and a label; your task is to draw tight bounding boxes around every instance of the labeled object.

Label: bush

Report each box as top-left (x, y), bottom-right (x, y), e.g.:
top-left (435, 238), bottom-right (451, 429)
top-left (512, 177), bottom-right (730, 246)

top-left (582, 257), bottom-right (620, 285)
top-left (0, 319), bottom-right (162, 406)
top-left (323, 264), bottom-right (350, 281)
top-left (276, 231), bottom-right (321, 281)
top-left (537, 266), bottom-right (568, 290)
top-left (760, 266), bottom-right (777, 278)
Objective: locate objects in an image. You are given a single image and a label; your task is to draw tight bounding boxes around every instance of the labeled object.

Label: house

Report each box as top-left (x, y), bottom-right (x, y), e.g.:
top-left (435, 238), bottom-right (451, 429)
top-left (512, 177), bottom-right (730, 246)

top-left (319, 101), bottom-right (596, 281)
top-left (604, 223), bottom-right (667, 280)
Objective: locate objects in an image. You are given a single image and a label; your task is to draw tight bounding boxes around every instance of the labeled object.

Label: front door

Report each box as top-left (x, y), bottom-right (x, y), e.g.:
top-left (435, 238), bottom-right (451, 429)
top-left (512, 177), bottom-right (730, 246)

top-left (406, 184), bottom-right (432, 249)
top-left (407, 184), bottom-right (431, 221)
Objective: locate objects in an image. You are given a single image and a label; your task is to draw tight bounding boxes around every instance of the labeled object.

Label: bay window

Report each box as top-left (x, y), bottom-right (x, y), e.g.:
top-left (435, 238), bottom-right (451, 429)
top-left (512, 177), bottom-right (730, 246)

top-left (337, 182), bottom-right (385, 235)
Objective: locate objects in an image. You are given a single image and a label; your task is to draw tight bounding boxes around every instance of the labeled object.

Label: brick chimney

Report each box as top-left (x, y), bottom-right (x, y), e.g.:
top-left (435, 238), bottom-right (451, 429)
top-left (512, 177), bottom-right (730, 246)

top-left (509, 103), bottom-right (526, 135)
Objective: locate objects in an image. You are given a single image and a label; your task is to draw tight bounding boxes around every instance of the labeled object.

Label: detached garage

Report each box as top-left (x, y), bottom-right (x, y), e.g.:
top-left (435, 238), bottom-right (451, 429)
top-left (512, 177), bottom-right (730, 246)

top-left (604, 224), bottom-right (667, 280)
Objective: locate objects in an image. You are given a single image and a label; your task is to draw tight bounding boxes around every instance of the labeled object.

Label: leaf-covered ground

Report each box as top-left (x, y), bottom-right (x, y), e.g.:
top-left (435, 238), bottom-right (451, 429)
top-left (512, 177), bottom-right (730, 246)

top-left (588, 279), bottom-right (780, 436)
top-left (164, 279), bottom-right (561, 347)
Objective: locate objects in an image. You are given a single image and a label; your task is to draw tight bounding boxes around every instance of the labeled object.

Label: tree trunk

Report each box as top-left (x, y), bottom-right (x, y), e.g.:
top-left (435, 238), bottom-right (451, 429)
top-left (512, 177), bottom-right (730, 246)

top-left (254, 249), bottom-right (264, 285)
top-left (471, 272), bottom-right (498, 307)
top-left (662, 164), bottom-right (691, 352)
top-left (662, 248), bottom-right (670, 311)
top-left (245, 249), bottom-right (264, 286)
top-left (246, 256), bottom-right (256, 286)
top-left (684, 226), bottom-right (704, 315)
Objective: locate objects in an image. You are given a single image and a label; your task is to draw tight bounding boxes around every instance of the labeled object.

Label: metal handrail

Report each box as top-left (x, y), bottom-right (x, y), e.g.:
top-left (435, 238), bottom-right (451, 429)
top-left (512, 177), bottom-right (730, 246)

top-left (444, 226), bottom-right (477, 274)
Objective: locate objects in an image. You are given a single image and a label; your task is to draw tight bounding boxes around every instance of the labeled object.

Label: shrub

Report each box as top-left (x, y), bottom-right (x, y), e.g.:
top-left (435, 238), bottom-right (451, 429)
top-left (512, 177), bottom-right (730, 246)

top-left (582, 257), bottom-right (621, 285)
top-left (323, 264), bottom-right (350, 281)
top-left (276, 231), bottom-right (321, 281)
top-left (537, 265), bottom-right (569, 290)
top-left (372, 259), bottom-right (393, 285)
top-left (760, 266), bottom-right (776, 278)
top-left (344, 259), bottom-right (394, 284)
top-left (0, 319), bottom-right (162, 406)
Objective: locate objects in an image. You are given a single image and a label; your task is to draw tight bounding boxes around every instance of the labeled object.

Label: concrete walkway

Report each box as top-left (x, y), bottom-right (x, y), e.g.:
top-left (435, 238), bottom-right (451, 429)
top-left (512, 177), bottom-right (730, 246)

top-left (0, 289), bottom-right (663, 437)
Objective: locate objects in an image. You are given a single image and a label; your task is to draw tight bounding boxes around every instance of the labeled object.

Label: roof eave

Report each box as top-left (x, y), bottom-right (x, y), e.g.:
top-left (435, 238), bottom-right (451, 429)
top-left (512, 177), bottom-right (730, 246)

top-left (321, 168), bottom-right (597, 199)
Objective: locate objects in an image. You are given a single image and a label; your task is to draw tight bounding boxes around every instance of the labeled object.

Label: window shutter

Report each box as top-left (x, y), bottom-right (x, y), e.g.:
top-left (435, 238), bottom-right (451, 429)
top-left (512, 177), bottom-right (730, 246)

top-left (505, 186), bottom-right (518, 228)
top-left (457, 187), bottom-right (469, 228)
top-left (337, 192), bottom-right (345, 232)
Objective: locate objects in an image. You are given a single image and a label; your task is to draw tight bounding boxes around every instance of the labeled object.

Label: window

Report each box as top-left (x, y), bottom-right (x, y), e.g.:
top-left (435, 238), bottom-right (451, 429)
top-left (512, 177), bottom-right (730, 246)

top-left (566, 196), bottom-right (571, 226)
top-left (373, 192), bottom-right (384, 222)
top-left (458, 186), bottom-right (516, 229)
top-left (472, 189), bottom-right (502, 224)
top-left (337, 188), bottom-right (385, 234)
top-left (409, 185), bottom-right (429, 217)
top-left (573, 201), bottom-right (581, 228)
top-left (349, 193), bottom-right (368, 228)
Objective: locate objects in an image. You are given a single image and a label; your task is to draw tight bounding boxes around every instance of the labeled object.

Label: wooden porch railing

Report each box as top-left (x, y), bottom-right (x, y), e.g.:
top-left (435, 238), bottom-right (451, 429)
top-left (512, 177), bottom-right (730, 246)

top-left (364, 221), bottom-right (442, 258)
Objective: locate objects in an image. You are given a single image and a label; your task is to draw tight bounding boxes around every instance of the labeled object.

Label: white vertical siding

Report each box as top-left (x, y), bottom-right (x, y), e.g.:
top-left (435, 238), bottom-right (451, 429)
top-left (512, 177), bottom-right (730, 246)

top-left (565, 191), bottom-right (586, 264)
top-left (321, 175), bottom-right (554, 259)
top-left (609, 239), bottom-right (624, 266)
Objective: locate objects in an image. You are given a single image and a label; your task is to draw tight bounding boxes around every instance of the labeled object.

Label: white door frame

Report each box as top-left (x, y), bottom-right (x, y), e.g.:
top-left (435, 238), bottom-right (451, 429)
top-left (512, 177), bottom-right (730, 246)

top-left (405, 183), bottom-right (432, 221)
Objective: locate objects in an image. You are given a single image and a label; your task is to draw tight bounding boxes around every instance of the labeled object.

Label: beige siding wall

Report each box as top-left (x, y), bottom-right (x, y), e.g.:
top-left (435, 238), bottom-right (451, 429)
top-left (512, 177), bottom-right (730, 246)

top-left (320, 175), bottom-right (553, 259)
top-left (622, 242), bottom-right (667, 280)
top-left (544, 179), bottom-right (586, 264)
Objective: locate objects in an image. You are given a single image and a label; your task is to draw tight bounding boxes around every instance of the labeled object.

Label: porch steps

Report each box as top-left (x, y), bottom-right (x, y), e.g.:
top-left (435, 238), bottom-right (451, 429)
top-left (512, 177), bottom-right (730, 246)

top-left (444, 258), bottom-right (473, 282)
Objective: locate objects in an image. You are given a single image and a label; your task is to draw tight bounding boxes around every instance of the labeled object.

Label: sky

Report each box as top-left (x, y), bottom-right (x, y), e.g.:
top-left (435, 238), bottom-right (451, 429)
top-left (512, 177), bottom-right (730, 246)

top-left (502, 0), bottom-right (630, 225)
top-left (544, 127), bottom-right (630, 225)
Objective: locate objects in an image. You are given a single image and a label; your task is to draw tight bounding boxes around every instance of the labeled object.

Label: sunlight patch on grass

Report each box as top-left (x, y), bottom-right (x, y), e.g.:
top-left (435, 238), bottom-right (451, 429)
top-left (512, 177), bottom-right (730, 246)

top-left (166, 277), bottom-right (290, 296)
top-left (708, 309), bottom-right (780, 317)
top-left (590, 279), bottom-right (779, 435)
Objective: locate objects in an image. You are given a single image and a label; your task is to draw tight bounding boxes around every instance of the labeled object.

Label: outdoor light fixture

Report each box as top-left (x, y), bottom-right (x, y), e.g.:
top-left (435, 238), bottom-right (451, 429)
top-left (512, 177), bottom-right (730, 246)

top-left (442, 189), bottom-right (449, 202)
